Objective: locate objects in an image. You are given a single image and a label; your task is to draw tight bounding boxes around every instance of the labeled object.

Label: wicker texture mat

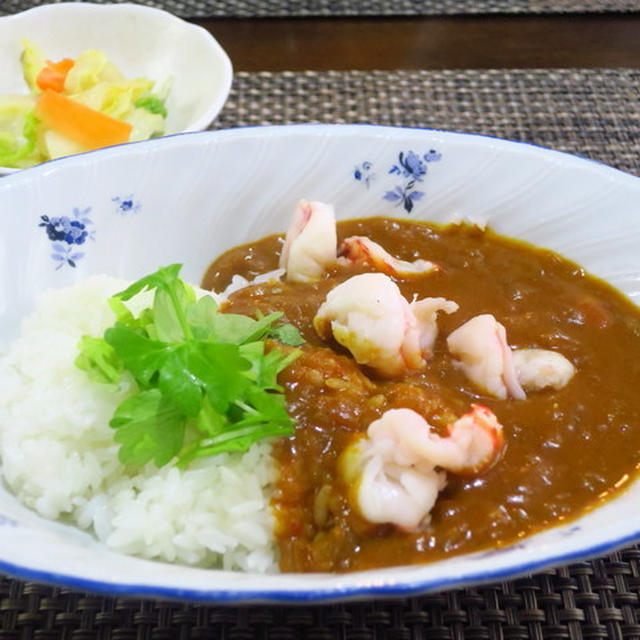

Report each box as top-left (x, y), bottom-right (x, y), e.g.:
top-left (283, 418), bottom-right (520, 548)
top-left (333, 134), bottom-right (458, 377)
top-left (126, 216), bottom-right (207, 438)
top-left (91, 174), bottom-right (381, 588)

top-left (1, 0), bottom-right (639, 17)
top-left (2, 68), bottom-right (640, 638)
top-left (213, 69), bottom-right (640, 176)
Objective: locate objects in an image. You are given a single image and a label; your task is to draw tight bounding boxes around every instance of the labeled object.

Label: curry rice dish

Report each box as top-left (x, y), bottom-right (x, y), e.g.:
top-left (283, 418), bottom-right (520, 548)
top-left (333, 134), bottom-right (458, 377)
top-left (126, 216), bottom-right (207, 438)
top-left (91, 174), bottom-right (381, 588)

top-left (1, 200), bottom-right (639, 574)
top-left (205, 205), bottom-right (640, 573)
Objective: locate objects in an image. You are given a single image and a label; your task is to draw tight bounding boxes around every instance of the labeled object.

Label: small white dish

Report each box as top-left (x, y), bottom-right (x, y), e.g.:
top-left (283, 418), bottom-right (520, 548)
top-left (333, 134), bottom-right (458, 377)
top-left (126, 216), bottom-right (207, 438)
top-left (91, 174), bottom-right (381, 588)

top-left (0, 124), bottom-right (639, 603)
top-left (0, 2), bottom-right (233, 175)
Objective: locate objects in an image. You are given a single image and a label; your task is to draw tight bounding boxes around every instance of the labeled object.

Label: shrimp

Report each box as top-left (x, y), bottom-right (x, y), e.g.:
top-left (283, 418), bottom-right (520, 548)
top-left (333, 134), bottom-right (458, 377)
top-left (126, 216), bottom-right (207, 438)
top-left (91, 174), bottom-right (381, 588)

top-left (410, 296), bottom-right (459, 358)
top-left (447, 314), bottom-right (526, 400)
top-left (279, 205), bottom-right (438, 283)
top-left (447, 315), bottom-right (575, 398)
top-left (338, 235), bottom-right (439, 278)
top-left (313, 273), bottom-right (458, 377)
top-left (340, 405), bottom-right (504, 530)
top-left (512, 348), bottom-right (575, 392)
top-left (279, 200), bottom-right (337, 282)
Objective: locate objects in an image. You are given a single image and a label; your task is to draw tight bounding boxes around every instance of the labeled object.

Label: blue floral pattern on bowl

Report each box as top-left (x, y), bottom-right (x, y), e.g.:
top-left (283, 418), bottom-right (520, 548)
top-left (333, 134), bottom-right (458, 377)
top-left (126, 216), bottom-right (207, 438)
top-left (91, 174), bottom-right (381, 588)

top-left (355, 150), bottom-right (442, 213)
top-left (353, 162), bottom-right (374, 188)
top-left (560, 525), bottom-right (582, 537)
top-left (39, 207), bottom-right (94, 270)
top-left (478, 542), bottom-right (527, 559)
top-left (112, 195), bottom-right (141, 216)
top-left (385, 150), bottom-right (442, 213)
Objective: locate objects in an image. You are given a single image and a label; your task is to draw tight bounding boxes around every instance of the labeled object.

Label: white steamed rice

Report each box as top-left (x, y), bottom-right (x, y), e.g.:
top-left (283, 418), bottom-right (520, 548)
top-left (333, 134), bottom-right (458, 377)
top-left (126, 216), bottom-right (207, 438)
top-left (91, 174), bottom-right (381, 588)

top-left (0, 276), bottom-right (279, 572)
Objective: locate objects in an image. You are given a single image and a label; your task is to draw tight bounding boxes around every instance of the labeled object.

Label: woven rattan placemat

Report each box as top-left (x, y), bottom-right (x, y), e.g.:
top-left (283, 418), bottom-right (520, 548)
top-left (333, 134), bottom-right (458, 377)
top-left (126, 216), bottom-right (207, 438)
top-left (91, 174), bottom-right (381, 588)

top-left (2, 553), bottom-right (640, 638)
top-left (212, 69), bottom-right (640, 176)
top-left (2, 69), bottom-right (640, 638)
top-left (1, 0), bottom-right (639, 17)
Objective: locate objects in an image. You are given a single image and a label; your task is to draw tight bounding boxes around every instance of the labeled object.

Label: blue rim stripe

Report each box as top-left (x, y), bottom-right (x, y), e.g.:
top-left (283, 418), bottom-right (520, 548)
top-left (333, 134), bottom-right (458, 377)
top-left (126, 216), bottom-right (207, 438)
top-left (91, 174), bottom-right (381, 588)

top-left (1, 528), bottom-right (640, 603)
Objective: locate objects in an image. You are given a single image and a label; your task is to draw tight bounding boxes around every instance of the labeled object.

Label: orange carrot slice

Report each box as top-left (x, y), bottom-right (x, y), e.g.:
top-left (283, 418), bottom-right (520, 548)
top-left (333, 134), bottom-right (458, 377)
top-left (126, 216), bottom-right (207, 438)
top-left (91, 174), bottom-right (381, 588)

top-left (36, 89), bottom-right (133, 151)
top-left (36, 58), bottom-right (75, 93)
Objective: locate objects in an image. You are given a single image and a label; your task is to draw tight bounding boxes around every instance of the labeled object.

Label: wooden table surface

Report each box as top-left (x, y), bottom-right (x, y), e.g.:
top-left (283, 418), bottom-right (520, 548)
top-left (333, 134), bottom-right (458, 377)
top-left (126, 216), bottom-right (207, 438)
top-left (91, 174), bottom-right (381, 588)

top-left (194, 14), bottom-right (640, 71)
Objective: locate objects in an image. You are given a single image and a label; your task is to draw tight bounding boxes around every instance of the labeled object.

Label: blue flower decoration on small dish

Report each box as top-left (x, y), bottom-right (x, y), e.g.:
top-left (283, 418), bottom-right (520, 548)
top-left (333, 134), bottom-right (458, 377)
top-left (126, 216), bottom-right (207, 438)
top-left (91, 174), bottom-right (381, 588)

top-left (354, 161), bottom-right (374, 188)
top-left (112, 195), bottom-right (141, 216)
top-left (39, 206), bottom-right (94, 270)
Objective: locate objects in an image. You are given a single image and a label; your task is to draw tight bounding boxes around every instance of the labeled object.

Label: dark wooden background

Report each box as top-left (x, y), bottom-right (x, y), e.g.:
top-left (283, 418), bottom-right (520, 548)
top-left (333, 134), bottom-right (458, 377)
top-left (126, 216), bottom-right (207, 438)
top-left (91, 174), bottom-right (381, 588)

top-left (194, 14), bottom-right (640, 71)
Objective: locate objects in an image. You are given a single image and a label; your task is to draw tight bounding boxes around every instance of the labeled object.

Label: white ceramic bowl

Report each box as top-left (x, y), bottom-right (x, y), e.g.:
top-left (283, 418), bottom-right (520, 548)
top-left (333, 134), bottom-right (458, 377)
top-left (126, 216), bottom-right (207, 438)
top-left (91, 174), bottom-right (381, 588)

top-left (0, 2), bottom-right (232, 175)
top-left (0, 125), bottom-right (639, 603)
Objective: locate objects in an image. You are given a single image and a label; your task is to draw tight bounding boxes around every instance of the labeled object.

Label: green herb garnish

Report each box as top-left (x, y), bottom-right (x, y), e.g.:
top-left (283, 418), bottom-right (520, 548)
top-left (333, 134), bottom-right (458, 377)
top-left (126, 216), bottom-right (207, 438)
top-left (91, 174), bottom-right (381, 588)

top-left (76, 264), bottom-right (304, 468)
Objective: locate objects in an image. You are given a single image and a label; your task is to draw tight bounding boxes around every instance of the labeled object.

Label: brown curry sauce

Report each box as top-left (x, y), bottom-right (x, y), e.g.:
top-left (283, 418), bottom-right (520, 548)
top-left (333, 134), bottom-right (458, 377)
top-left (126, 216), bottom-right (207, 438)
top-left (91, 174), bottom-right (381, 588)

top-left (203, 218), bottom-right (640, 573)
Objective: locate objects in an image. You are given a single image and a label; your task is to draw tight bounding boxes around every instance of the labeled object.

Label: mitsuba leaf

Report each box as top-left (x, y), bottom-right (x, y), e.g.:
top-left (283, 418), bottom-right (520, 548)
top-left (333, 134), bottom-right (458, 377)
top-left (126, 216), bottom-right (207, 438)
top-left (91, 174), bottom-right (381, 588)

top-left (154, 280), bottom-right (196, 342)
top-left (110, 389), bottom-right (185, 467)
top-left (238, 342), bottom-right (264, 383)
top-left (187, 342), bottom-right (251, 412)
top-left (252, 309), bottom-right (304, 346)
top-left (186, 295), bottom-right (219, 340)
top-left (240, 385), bottom-right (294, 427)
top-left (255, 346), bottom-right (301, 390)
top-left (108, 297), bottom-right (136, 326)
top-left (78, 263), bottom-right (302, 469)
top-left (75, 335), bottom-right (122, 384)
top-left (196, 395), bottom-right (228, 436)
top-left (209, 313), bottom-right (260, 344)
top-left (269, 322), bottom-right (305, 346)
top-left (194, 421), bottom-right (294, 458)
top-left (104, 324), bottom-right (171, 386)
top-left (157, 345), bottom-right (203, 417)
top-left (114, 264), bottom-right (182, 301)
top-left (210, 311), bottom-right (283, 345)
top-left (268, 348), bottom-right (300, 386)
